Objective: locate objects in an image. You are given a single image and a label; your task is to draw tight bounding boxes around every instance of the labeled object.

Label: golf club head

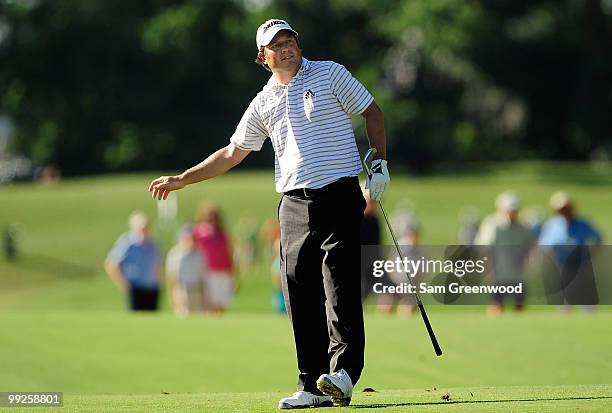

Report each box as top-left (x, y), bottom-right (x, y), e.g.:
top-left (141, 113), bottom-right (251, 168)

top-left (362, 148), bottom-right (378, 175)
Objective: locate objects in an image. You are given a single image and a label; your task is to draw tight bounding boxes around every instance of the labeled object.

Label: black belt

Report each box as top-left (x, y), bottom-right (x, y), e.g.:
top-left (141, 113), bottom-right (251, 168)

top-left (284, 177), bottom-right (358, 199)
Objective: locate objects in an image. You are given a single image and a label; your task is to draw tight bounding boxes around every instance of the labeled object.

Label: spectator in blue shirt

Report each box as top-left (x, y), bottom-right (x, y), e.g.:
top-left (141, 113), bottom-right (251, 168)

top-left (538, 191), bottom-right (602, 306)
top-left (105, 211), bottom-right (161, 311)
top-left (539, 192), bottom-right (602, 250)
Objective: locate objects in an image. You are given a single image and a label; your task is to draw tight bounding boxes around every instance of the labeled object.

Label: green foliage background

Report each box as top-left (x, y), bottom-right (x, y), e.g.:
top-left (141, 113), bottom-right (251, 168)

top-left (1, 0), bottom-right (611, 175)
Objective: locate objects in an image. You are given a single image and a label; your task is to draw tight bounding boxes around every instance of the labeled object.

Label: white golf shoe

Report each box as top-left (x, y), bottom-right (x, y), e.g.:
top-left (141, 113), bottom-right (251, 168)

top-left (316, 369), bottom-right (353, 406)
top-left (278, 391), bottom-right (333, 409)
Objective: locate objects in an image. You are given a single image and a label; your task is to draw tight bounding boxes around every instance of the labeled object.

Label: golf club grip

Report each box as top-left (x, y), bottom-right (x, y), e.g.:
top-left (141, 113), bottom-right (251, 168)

top-left (418, 303), bottom-right (443, 356)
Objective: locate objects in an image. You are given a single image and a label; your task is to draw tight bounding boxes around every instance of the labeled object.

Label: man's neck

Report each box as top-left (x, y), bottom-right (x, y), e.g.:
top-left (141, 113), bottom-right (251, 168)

top-left (272, 62), bottom-right (301, 85)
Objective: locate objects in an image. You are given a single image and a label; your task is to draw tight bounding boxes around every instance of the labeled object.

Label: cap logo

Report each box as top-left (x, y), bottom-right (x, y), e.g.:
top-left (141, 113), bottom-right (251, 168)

top-left (262, 20), bottom-right (285, 33)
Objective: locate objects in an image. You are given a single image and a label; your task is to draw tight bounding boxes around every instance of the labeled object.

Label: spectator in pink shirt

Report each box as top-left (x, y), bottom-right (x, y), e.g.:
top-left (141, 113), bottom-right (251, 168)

top-left (194, 202), bottom-right (234, 313)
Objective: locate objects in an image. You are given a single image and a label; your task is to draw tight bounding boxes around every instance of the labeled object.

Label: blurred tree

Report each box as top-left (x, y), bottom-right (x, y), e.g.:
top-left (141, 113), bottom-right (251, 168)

top-left (373, 0), bottom-right (612, 170)
top-left (0, 0), bottom-right (610, 174)
top-left (0, 0), bottom-right (263, 174)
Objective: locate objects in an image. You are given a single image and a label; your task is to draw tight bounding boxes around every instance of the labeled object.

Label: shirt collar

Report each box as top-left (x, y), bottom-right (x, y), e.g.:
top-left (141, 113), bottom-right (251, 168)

top-left (128, 231), bottom-right (147, 245)
top-left (265, 57), bottom-right (310, 89)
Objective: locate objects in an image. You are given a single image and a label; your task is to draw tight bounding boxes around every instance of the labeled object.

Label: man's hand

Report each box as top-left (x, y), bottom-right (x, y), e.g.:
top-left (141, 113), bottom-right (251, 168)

top-left (147, 144), bottom-right (251, 201)
top-left (365, 159), bottom-right (390, 201)
top-left (104, 259), bottom-right (129, 291)
top-left (148, 175), bottom-right (185, 200)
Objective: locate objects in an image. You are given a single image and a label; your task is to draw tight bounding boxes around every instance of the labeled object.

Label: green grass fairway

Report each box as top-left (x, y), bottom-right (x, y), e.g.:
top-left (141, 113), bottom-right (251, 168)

top-left (1, 312), bottom-right (611, 412)
top-left (1, 163), bottom-right (612, 411)
top-left (45, 385), bottom-right (611, 412)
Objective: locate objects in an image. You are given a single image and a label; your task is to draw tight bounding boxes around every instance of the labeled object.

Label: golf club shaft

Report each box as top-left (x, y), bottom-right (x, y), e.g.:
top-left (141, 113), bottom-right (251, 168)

top-left (377, 200), bottom-right (443, 356)
top-left (363, 148), bottom-right (442, 356)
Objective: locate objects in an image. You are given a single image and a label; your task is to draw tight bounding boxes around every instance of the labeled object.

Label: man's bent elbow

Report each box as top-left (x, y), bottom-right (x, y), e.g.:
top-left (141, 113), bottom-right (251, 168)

top-left (362, 101), bottom-right (383, 119)
top-left (226, 143), bottom-right (251, 167)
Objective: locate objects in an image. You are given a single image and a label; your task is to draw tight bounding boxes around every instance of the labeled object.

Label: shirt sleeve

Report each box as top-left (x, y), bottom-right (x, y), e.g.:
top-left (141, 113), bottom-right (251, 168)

top-left (108, 234), bottom-right (129, 264)
top-left (581, 221), bottom-right (603, 243)
top-left (230, 97), bottom-right (268, 151)
top-left (474, 216), bottom-right (496, 245)
top-left (538, 219), bottom-right (561, 246)
top-left (328, 62), bottom-right (374, 115)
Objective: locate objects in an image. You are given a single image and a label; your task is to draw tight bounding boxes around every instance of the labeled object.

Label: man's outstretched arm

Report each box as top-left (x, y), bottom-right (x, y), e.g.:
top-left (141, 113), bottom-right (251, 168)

top-left (148, 143), bottom-right (251, 200)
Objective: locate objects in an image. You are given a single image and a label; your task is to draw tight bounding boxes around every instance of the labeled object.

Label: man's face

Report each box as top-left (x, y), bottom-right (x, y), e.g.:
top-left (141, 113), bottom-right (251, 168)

top-left (505, 209), bottom-right (519, 222)
top-left (180, 233), bottom-right (194, 249)
top-left (559, 204), bottom-right (574, 219)
top-left (132, 225), bottom-right (149, 242)
top-left (259, 31), bottom-right (301, 72)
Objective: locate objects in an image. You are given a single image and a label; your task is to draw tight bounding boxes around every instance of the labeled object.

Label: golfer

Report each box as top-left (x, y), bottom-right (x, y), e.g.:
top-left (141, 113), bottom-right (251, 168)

top-left (148, 19), bottom-right (389, 409)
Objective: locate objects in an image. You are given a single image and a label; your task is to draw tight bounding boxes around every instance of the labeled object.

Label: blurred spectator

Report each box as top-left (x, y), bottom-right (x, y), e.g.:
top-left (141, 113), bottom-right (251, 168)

top-left (522, 206), bottom-right (545, 239)
top-left (539, 191), bottom-right (602, 247)
top-left (378, 213), bottom-right (421, 316)
top-left (166, 225), bottom-right (207, 315)
top-left (194, 202), bottom-right (235, 313)
top-left (360, 191), bottom-right (381, 302)
top-left (458, 207), bottom-right (481, 245)
top-left (261, 217), bottom-right (282, 261)
top-left (105, 211), bottom-right (161, 311)
top-left (233, 217), bottom-right (258, 276)
top-left (475, 191), bottom-right (535, 315)
top-left (390, 199), bottom-right (416, 236)
top-left (538, 191), bottom-right (602, 308)
top-left (260, 219), bottom-right (286, 314)
top-left (271, 236), bottom-right (286, 315)
top-left (3, 224), bottom-right (18, 261)
top-left (35, 165), bottom-right (62, 185)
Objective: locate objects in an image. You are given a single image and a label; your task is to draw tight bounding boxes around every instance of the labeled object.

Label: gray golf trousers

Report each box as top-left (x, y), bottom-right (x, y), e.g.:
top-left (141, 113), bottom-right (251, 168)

top-left (279, 176), bottom-right (366, 393)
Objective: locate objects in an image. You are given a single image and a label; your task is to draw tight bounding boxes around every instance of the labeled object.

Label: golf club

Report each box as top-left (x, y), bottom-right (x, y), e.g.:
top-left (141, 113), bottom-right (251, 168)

top-left (363, 148), bottom-right (443, 357)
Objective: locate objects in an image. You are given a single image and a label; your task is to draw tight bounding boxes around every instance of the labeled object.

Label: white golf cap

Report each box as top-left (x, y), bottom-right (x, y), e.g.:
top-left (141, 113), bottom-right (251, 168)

top-left (495, 191), bottom-right (520, 211)
top-left (256, 19), bottom-right (298, 50)
top-left (550, 191), bottom-right (571, 210)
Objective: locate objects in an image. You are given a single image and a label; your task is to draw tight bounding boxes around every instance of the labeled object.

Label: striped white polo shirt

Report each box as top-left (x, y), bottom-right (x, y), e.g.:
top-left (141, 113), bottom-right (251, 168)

top-left (230, 58), bottom-right (374, 193)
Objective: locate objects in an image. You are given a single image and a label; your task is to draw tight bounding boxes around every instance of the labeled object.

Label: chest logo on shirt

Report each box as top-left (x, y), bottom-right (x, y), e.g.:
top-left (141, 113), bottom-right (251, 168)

top-left (303, 89), bottom-right (315, 121)
top-left (304, 89), bottom-right (315, 100)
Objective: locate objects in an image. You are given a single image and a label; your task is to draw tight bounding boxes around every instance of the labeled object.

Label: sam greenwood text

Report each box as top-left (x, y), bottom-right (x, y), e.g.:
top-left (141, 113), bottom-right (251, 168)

top-left (373, 283), bottom-right (524, 295)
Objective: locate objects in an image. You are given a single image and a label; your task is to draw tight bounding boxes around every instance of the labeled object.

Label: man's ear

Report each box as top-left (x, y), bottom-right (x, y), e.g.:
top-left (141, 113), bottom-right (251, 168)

top-left (257, 50), bottom-right (267, 65)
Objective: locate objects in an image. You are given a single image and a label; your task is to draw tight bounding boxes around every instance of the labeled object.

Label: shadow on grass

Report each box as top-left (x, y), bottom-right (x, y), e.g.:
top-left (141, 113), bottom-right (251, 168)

top-left (352, 395), bottom-right (612, 409)
top-left (14, 253), bottom-right (98, 278)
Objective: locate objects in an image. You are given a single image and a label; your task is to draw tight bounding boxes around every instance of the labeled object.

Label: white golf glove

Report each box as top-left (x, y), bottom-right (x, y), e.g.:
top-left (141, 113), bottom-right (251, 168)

top-left (365, 159), bottom-right (390, 201)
